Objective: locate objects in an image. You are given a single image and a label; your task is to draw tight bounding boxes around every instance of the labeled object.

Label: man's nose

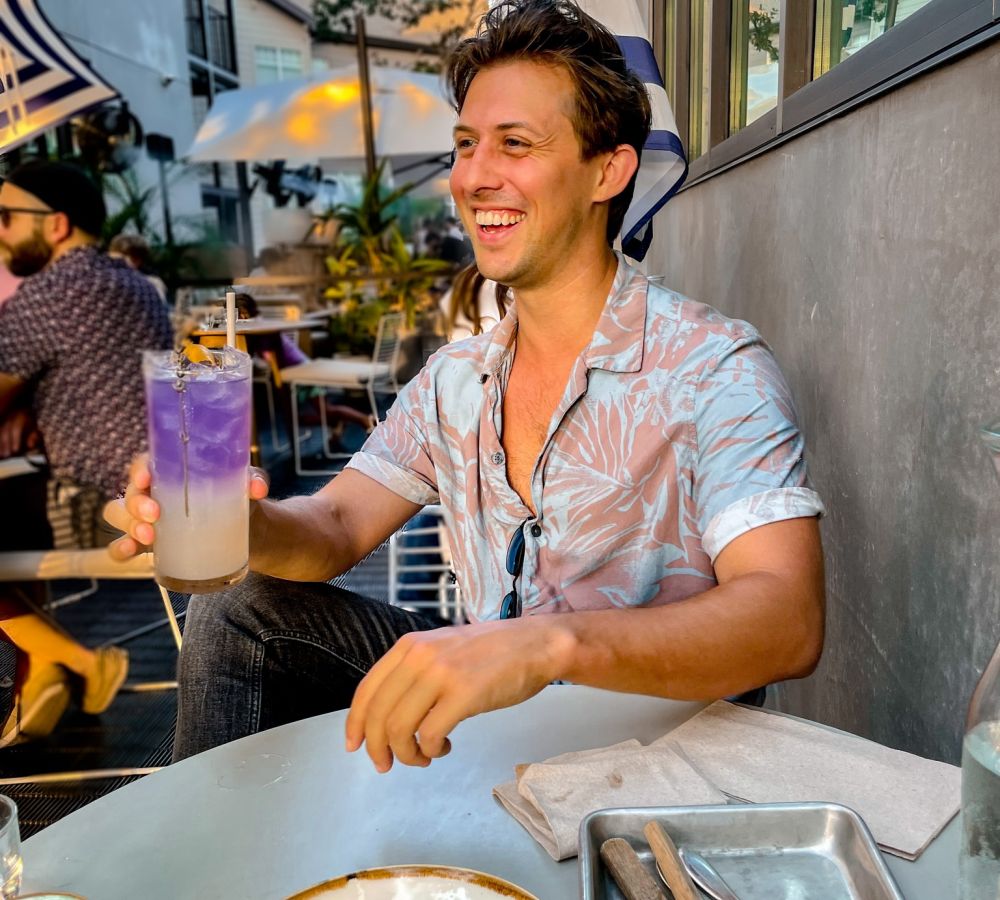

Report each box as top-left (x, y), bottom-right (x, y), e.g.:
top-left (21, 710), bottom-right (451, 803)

top-left (453, 144), bottom-right (503, 196)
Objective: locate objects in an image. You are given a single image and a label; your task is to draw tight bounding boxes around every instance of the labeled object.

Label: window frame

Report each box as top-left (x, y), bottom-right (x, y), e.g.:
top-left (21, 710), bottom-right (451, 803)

top-left (255, 45), bottom-right (304, 83)
top-left (665, 0), bottom-right (1000, 186)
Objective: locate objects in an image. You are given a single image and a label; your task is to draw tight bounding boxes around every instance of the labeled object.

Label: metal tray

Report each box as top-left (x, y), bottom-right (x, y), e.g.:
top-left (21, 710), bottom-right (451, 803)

top-left (580, 802), bottom-right (904, 900)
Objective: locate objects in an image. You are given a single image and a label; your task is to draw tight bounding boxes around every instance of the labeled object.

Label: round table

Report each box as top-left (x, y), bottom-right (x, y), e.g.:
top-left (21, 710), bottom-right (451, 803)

top-left (19, 686), bottom-right (959, 899)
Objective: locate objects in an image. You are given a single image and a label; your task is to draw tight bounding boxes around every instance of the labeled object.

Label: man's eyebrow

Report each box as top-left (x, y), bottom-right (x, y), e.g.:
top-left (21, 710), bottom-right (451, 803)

top-left (452, 121), bottom-right (543, 136)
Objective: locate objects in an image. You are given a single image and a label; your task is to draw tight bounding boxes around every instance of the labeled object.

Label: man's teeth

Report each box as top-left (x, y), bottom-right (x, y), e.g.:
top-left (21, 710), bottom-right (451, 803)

top-left (474, 211), bottom-right (526, 227)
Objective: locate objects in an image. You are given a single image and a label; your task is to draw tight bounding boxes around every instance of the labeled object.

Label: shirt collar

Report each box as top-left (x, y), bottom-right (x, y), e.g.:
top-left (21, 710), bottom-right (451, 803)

top-left (478, 251), bottom-right (649, 381)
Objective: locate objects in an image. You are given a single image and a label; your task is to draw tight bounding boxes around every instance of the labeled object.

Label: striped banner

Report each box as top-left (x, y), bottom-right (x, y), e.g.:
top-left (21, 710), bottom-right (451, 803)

top-left (576, 0), bottom-right (687, 261)
top-left (0, 0), bottom-right (118, 153)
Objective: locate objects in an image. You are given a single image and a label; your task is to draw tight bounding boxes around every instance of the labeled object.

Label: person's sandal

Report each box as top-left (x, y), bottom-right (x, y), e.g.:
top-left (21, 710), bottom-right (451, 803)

top-left (0, 663), bottom-right (71, 748)
top-left (82, 647), bottom-right (129, 715)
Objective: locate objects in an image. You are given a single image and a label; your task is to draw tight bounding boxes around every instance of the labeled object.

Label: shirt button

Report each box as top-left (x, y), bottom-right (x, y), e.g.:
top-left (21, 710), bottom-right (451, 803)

top-left (491, 451), bottom-right (505, 465)
top-left (530, 524), bottom-right (542, 538)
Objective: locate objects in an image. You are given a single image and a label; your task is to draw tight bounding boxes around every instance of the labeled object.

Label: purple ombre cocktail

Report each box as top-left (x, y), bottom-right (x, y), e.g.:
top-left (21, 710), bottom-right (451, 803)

top-left (142, 347), bottom-right (252, 592)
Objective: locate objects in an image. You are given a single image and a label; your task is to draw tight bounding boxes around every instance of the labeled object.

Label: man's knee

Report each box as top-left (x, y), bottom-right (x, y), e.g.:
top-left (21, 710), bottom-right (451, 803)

top-left (183, 571), bottom-right (290, 642)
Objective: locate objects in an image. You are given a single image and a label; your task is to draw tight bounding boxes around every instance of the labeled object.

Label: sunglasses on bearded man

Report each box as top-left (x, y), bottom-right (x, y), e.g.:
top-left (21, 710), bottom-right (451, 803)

top-left (0, 205), bottom-right (54, 228)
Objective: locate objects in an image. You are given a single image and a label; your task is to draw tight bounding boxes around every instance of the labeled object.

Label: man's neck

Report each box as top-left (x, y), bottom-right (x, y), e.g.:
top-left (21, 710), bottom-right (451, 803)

top-left (48, 234), bottom-right (96, 266)
top-left (513, 246), bottom-right (619, 362)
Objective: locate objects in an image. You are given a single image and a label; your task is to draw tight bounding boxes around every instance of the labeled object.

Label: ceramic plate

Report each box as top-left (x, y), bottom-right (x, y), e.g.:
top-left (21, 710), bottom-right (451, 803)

top-left (288, 865), bottom-right (539, 899)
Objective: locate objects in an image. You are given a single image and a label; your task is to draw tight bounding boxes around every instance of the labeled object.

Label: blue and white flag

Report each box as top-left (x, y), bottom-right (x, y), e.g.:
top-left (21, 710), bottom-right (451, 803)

top-left (577, 0), bottom-right (687, 260)
top-left (0, 0), bottom-right (118, 153)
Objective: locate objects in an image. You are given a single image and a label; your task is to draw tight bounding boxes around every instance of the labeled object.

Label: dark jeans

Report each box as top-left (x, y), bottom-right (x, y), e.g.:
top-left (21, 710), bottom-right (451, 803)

top-left (173, 573), bottom-right (444, 761)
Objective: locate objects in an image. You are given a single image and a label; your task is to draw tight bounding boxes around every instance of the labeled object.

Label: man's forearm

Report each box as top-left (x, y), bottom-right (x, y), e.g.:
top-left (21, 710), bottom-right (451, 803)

top-left (249, 494), bottom-right (358, 582)
top-left (544, 571), bottom-right (824, 701)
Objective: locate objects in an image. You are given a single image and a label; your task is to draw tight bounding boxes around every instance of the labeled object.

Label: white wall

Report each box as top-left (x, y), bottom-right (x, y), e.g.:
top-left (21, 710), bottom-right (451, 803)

top-left (40, 0), bottom-right (204, 240)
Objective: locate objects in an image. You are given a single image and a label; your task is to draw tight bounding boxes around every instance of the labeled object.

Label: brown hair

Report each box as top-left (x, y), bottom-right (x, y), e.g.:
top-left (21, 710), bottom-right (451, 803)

top-left (446, 0), bottom-right (651, 246)
top-left (447, 264), bottom-right (508, 337)
top-left (108, 233), bottom-right (153, 271)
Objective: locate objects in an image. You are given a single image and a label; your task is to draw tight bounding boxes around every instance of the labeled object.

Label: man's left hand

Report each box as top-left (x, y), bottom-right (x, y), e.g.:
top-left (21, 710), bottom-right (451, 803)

top-left (344, 618), bottom-right (575, 772)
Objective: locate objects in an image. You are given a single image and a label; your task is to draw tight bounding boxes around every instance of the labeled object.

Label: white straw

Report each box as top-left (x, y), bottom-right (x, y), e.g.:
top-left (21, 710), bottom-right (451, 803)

top-left (225, 290), bottom-right (237, 348)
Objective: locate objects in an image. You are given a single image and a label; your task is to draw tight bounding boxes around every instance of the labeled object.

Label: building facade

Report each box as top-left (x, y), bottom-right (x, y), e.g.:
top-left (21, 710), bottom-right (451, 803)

top-left (647, 0), bottom-right (1000, 764)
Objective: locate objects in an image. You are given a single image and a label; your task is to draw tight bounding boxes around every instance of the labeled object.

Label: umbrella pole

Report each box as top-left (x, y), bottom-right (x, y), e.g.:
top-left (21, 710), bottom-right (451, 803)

top-left (355, 13), bottom-right (377, 181)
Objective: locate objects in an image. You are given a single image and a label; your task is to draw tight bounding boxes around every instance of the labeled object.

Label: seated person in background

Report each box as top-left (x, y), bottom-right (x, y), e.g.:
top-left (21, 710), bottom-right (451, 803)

top-left (0, 160), bottom-right (174, 746)
top-left (108, 233), bottom-right (167, 300)
top-left (231, 292), bottom-right (373, 443)
top-left (109, 0), bottom-right (825, 768)
top-left (439, 216), bottom-right (474, 266)
top-left (440, 264), bottom-right (506, 341)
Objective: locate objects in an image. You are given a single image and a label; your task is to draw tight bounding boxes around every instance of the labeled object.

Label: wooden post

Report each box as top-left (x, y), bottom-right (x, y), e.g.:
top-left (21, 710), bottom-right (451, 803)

top-left (355, 12), bottom-right (377, 181)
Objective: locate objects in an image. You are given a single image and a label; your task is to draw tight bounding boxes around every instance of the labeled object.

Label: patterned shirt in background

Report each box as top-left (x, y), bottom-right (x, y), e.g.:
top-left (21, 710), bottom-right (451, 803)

top-left (0, 246), bottom-right (173, 499)
top-left (349, 253), bottom-right (825, 623)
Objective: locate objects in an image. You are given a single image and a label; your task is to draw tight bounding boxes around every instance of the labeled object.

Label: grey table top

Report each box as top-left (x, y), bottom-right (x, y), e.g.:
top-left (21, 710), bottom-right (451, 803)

top-left (19, 685), bottom-right (958, 899)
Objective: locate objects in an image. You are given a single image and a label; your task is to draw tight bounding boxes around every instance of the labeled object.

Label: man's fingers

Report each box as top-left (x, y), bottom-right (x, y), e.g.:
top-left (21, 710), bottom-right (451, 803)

top-left (123, 480), bottom-right (158, 524)
top-left (102, 498), bottom-right (130, 531)
top-left (382, 678), bottom-right (444, 768)
top-left (104, 496), bottom-right (155, 547)
top-left (108, 534), bottom-right (141, 561)
top-left (415, 698), bottom-right (466, 760)
top-left (129, 453), bottom-right (151, 490)
top-left (249, 467), bottom-right (269, 500)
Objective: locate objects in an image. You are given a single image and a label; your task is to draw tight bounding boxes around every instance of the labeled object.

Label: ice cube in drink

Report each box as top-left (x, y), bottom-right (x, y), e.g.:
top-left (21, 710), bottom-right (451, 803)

top-left (143, 347), bottom-right (252, 593)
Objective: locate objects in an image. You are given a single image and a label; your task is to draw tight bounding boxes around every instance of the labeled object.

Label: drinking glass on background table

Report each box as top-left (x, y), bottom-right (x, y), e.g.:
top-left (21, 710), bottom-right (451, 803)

top-left (143, 347), bottom-right (252, 593)
top-left (0, 795), bottom-right (22, 900)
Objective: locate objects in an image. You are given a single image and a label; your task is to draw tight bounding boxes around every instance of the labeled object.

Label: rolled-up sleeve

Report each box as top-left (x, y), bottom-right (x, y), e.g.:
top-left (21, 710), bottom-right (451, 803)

top-left (345, 367), bottom-right (441, 507)
top-left (692, 336), bottom-right (824, 561)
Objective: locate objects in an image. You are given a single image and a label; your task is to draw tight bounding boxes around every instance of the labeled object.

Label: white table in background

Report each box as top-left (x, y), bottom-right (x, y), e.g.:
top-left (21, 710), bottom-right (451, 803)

top-left (19, 686), bottom-right (959, 899)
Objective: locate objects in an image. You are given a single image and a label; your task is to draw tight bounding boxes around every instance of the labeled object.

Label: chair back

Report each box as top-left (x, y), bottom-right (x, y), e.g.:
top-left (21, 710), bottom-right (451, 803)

top-left (371, 312), bottom-right (405, 393)
top-left (387, 505), bottom-right (463, 623)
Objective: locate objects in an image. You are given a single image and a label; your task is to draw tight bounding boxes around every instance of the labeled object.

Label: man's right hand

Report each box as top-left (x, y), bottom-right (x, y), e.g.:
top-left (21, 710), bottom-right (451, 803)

top-left (103, 453), bottom-right (270, 561)
top-left (0, 407), bottom-right (40, 458)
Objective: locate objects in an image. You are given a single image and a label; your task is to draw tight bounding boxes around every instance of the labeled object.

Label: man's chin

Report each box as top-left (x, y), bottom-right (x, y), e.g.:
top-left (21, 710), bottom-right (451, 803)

top-left (7, 258), bottom-right (47, 278)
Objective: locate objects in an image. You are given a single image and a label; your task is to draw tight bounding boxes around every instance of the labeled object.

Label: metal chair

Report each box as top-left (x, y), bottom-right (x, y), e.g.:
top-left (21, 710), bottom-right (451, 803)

top-left (387, 505), bottom-right (463, 623)
top-left (0, 550), bottom-right (183, 785)
top-left (280, 312), bottom-right (404, 476)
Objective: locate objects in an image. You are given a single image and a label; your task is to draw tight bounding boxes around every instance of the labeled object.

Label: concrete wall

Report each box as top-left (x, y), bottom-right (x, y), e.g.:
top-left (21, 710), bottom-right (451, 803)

top-left (650, 41), bottom-right (1000, 764)
top-left (42, 0), bottom-right (204, 239)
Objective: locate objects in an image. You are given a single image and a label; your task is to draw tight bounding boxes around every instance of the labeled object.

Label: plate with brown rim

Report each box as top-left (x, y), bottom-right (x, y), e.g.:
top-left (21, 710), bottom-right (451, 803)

top-left (287, 865), bottom-right (539, 899)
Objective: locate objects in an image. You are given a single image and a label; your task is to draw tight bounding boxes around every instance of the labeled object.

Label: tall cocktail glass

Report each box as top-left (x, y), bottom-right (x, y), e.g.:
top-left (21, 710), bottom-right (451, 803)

top-left (0, 795), bottom-right (21, 900)
top-left (143, 347), bottom-right (252, 593)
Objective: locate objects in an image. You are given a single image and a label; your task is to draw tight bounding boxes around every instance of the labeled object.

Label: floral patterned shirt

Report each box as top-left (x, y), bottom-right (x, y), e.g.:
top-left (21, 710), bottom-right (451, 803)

top-left (0, 246), bottom-right (173, 499)
top-left (348, 254), bottom-right (824, 622)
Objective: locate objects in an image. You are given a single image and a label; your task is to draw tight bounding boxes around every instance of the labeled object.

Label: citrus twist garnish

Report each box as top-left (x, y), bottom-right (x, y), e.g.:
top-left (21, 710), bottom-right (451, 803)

top-left (183, 343), bottom-right (217, 365)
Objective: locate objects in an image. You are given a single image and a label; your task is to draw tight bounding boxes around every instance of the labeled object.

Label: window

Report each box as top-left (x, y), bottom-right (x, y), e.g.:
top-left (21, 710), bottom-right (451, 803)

top-left (255, 47), bottom-right (304, 85)
top-left (731, 1), bottom-right (780, 132)
top-left (688, 0), bottom-right (712, 160)
top-left (663, 0), bottom-right (1000, 178)
top-left (187, 0), bottom-right (236, 74)
top-left (814, 0), bottom-right (937, 78)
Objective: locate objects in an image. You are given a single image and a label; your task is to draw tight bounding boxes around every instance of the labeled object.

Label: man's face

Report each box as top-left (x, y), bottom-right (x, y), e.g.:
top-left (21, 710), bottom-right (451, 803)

top-left (450, 61), bottom-right (610, 291)
top-left (0, 182), bottom-right (55, 277)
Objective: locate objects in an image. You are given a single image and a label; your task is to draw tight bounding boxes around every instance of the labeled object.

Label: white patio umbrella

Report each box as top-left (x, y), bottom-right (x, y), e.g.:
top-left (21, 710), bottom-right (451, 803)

top-left (0, 0), bottom-right (119, 152)
top-left (186, 64), bottom-right (456, 165)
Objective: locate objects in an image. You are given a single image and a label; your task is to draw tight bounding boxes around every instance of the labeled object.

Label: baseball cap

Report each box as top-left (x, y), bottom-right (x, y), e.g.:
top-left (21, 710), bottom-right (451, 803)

top-left (4, 160), bottom-right (107, 238)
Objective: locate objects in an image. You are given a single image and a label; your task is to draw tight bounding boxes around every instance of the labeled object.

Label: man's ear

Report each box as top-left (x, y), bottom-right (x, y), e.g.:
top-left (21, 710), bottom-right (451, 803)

top-left (44, 211), bottom-right (73, 245)
top-left (592, 144), bottom-right (639, 204)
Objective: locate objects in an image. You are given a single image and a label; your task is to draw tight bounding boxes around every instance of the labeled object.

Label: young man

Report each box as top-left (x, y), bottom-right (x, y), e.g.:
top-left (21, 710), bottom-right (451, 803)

top-left (108, 0), bottom-right (825, 768)
top-left (0, 160), bottom-right (173, 744)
